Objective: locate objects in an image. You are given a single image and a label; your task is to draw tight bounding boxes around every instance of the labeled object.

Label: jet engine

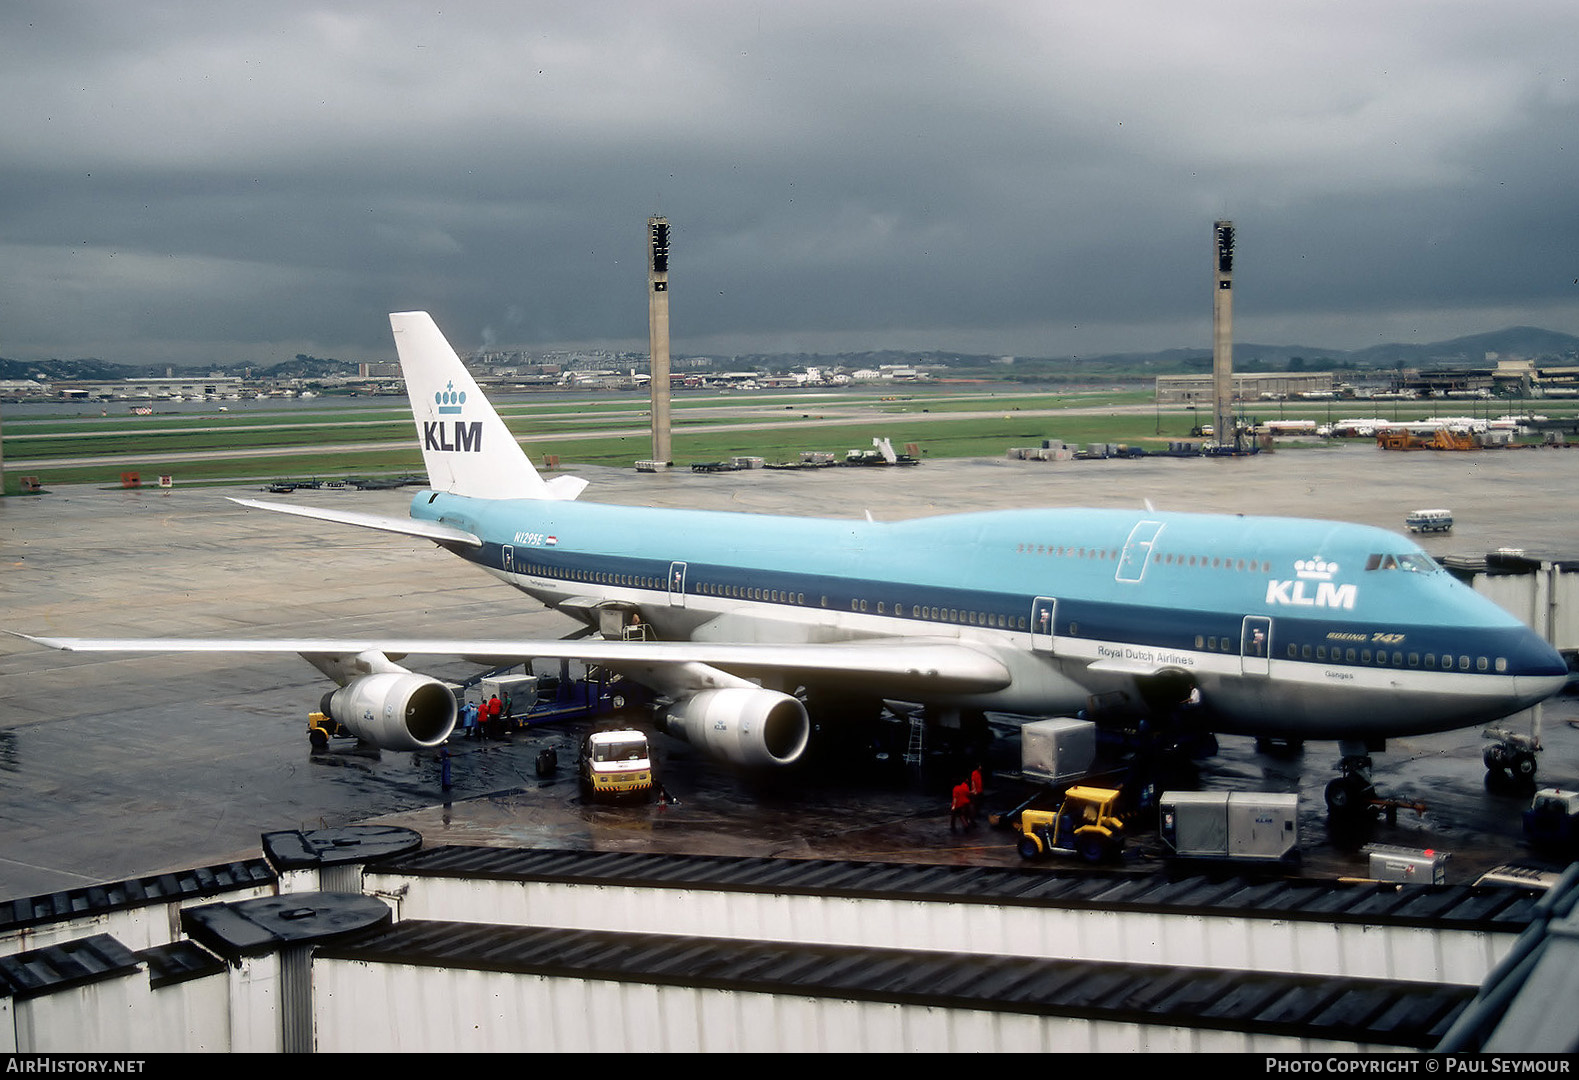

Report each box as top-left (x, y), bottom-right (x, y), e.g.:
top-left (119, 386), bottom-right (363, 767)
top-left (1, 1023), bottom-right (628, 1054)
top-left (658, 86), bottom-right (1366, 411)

top-left (660, 687), bottom-right (810, 768)
top-left (320, 673), bottom-right (457, 751)
top-left (1136, 667), bottom-right (1198, 711)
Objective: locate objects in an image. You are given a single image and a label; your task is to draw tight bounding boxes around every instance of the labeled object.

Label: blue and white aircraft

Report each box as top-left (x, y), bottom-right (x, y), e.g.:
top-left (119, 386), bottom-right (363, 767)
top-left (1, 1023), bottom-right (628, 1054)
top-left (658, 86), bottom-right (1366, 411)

top-left (25, 312), bottom-right (1569, 808)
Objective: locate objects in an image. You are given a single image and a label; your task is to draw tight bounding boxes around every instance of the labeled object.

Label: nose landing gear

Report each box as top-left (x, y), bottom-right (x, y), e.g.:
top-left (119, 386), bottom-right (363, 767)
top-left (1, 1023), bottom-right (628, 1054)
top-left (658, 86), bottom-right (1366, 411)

top-left (1482, 727), bottom-right (1540, 786)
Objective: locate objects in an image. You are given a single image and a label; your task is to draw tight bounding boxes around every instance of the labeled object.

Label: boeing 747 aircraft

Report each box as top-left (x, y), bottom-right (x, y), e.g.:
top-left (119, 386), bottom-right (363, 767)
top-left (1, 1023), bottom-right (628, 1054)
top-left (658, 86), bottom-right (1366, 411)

top-left (24, 312), bottom-right (1570, 811)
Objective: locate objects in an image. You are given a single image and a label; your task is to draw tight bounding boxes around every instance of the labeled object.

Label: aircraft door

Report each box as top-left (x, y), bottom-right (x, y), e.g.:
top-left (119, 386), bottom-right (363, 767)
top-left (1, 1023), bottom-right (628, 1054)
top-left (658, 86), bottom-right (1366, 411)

top-left (1031, 596), bottom-right (1057, 653)
top-left (502, 545), bottom-right (515, 575)
top-left (1241, 616), bottom-right (1272, 676)
top-left (1116, 520), bottom-right (1164, 583)
top-left (668, 561), bottom-right (687, 608)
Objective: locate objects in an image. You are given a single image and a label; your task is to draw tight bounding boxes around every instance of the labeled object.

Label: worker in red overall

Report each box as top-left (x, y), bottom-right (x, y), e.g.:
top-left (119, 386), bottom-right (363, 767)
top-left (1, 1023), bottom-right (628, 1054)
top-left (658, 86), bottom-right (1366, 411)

top-left (950, 779), bottom-right (973, 831)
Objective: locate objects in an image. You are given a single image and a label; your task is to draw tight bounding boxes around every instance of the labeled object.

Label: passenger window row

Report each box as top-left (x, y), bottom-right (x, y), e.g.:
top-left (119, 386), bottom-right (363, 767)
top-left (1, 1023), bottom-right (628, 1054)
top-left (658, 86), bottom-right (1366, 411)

top-left (1017, 542), bottom-right (1273, 574)
top-left (523, 563), bottom-right (669, 590)
top-left (1286, 643), bottom-right (1505, 672)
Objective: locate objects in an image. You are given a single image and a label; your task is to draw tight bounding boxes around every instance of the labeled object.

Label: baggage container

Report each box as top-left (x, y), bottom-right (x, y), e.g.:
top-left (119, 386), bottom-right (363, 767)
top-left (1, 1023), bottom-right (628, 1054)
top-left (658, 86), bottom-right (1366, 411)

top-left (1365, 844), bottom-right (1451, 884)
top-left (1160, 791), bottom-right (1298, 860)
top-left (1020, 718), bottom-right (1097, 784)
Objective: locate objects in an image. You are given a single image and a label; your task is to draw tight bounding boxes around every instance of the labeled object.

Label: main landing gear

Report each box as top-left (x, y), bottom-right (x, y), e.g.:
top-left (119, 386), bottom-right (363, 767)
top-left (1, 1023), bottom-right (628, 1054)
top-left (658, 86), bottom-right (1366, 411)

top-left (1323, 747), bottom-right (1377, 816)
top-left (1324, 740), bottom-right (1428, 822)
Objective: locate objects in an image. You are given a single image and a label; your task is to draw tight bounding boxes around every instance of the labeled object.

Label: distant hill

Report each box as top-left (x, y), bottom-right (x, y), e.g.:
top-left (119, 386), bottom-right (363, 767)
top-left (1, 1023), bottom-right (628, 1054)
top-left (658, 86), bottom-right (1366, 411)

top-left (1069, 328), bottom-right (1579, 372)
top-left (0, 357), bottom-right (149, 381)
top-left (705, 327), bottom-right (1579, 375)
top-left (257, 355), bottom-right (359, 379)
top-left (1341, 328), bottom-right (1579, 369)
top-left (0, 354), bottom-right (357, 381)
top-left (4, 328), bottom-right (1576, 381)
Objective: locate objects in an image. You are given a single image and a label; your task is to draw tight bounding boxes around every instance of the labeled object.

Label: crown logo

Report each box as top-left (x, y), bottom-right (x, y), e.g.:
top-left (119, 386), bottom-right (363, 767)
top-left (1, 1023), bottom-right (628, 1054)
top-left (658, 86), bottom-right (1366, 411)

top-left (1294, 558), bottom-right (1337, 581)
top-left (435, 381), bottom-right (466, 415)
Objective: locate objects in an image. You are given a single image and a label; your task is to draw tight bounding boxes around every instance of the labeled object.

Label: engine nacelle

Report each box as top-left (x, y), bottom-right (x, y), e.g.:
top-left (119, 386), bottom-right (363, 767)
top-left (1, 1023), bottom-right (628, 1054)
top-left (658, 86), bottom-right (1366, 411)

top-left (321, 673), bottom-right (457, 751)
top-left (661, 688), bottom-right (810, 768)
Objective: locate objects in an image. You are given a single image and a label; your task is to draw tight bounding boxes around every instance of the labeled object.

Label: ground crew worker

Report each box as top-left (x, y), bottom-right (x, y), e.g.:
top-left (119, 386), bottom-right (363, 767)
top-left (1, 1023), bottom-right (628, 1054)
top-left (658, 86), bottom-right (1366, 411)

top-left (950, 779), bottom-right (973, 831)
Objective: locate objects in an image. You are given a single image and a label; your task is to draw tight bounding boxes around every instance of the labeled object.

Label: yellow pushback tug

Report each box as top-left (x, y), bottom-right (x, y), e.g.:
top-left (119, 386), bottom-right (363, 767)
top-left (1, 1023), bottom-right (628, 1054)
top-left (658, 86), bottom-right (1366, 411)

top-left (1013, 785), bottom-right (1126, 863)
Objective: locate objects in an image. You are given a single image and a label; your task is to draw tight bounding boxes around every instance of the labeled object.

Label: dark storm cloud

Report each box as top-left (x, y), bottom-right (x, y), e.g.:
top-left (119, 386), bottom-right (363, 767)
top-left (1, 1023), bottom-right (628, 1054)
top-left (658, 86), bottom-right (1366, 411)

top-left (1, 1), bottom-right (1575, 365)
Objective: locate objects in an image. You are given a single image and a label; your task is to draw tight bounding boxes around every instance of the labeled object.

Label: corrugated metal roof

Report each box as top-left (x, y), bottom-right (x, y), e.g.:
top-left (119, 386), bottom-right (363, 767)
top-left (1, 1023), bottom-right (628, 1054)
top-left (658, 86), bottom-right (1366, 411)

top-left (136, 940), bottom-right (226, 990)
top-left (374, 845), bottom-right (1543, 933)
top-left (0, 934), bottom-right (142, 1002)
top-left (1437, 864), bottom-right (1579, 1053)
top-left (0, 859), bottom-right (276, 933)
top-left (318, 919), bottom-right (1472, 1048)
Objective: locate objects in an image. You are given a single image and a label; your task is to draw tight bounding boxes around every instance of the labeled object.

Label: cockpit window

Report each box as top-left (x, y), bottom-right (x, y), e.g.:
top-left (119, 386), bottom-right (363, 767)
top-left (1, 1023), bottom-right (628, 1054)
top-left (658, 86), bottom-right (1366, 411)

top-left (1364, 553), bottom-right (1438, 573)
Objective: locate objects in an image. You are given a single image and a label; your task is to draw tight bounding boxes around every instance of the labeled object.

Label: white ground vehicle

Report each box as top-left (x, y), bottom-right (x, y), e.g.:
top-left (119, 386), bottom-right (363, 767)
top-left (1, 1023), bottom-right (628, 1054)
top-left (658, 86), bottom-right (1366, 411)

top-left (579, 729), bottom-right (656, 802)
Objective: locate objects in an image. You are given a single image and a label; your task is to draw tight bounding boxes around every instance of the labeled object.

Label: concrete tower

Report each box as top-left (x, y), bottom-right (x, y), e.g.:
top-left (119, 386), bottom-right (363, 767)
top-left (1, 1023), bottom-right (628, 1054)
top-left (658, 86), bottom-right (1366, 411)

top-left (1212, 220), bottom-right (1236, 449)
top-left (647, 216), bottom-right (673, 465)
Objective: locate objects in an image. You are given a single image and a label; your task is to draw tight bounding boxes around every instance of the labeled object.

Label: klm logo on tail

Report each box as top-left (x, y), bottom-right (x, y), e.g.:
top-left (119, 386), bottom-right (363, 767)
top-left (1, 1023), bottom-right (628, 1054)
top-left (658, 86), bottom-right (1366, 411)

top-left (426, 382), bottom-right (482, 452)
top-left (424, 421), bottom-right (482, 452)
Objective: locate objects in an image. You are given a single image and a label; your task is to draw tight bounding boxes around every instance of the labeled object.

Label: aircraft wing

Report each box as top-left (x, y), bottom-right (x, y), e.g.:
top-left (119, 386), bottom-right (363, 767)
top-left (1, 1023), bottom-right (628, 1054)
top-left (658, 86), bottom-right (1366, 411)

top-left (1085, 657), bottom-right (1174, 676)
top-left (16, 634), bottom-right (1012, 698)
top-left (228, 498), bottom-right (481, 548)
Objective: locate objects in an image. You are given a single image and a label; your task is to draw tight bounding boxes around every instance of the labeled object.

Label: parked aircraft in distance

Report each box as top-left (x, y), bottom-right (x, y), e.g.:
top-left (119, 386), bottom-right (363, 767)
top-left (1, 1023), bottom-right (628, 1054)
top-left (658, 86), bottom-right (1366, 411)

top-left (23, 312), bottom-right (1569, 811)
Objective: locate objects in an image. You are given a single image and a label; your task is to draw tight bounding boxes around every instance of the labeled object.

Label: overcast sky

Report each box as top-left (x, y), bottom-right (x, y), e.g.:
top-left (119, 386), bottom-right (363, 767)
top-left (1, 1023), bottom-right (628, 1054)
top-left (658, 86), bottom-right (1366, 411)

top-left (2, 2), bottom-right (1576, 366)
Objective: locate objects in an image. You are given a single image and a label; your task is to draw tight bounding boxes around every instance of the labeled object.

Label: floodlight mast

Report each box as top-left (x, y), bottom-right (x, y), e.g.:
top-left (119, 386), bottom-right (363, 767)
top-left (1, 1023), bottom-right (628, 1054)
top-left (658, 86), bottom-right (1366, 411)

top-left (648, 216), bottom-right (673, 465)
top-left (1212, 220), bottom-right (1236, 450)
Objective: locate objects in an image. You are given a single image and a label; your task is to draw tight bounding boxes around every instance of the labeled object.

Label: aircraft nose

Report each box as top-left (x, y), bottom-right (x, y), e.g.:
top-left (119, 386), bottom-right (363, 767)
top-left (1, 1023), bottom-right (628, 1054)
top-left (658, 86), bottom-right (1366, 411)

top-left (1513, 637), bottom-right (1571, 709)
top-left (1515, 672), bottom-right (1570, 709)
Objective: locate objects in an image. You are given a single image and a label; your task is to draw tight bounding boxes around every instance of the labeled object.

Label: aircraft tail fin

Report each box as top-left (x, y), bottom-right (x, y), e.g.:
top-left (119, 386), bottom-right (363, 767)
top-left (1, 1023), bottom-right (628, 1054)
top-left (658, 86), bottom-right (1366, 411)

top-left (390, 311), bottom-right (585, 500)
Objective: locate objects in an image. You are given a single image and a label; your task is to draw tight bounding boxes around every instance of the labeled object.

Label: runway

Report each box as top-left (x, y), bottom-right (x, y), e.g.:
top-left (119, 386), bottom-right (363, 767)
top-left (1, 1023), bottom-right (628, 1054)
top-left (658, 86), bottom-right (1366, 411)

top-left (2, 445), bottom-right (1576, 899)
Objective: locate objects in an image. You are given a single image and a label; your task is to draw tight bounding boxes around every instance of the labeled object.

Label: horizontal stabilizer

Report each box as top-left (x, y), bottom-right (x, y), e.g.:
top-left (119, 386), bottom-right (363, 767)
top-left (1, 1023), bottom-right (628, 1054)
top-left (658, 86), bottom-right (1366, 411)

top-left (543, 474), bottom-right (590, 500)
top-left (229, 497), bottom-right (481, 547)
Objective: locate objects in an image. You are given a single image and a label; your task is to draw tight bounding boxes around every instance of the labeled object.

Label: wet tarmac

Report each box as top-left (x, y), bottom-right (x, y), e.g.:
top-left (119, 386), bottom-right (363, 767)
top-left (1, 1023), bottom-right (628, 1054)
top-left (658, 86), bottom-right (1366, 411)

top-left (2, 444), bottom-right (1578, 900)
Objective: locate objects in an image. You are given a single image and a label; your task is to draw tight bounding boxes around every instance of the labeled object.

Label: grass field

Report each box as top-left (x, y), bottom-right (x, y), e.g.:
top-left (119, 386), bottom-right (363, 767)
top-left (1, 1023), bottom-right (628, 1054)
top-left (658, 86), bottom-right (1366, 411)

top-left (3, 386), bottom-right (1574, 494)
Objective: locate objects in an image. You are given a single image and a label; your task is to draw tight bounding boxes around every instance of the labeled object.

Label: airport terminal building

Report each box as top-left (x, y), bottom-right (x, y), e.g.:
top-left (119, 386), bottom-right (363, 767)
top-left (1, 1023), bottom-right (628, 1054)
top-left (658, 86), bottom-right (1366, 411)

top-left (1155, 372), bottom-right (1337, 403)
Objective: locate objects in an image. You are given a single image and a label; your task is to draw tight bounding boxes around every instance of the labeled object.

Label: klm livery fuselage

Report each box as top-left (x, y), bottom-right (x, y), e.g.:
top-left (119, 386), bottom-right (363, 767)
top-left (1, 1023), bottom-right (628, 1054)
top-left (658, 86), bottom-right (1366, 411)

top-left (25, 311), bottom-right (1567, 766)
top-left (413, 489), bottom-right (1566, 740)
